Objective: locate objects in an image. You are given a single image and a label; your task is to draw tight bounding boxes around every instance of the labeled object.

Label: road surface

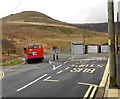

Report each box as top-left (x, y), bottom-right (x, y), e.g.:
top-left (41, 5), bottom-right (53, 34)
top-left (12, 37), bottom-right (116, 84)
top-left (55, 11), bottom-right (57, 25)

top-left (2, 53), bottom-right (108, 98)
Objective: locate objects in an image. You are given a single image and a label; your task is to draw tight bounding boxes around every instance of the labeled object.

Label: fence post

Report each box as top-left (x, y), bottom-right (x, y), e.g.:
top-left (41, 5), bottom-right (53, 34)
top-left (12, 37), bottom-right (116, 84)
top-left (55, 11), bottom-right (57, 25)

top-left (53, 53), bottom-right (56, 61)
top-left (56, 53), bottom-right (58, 60)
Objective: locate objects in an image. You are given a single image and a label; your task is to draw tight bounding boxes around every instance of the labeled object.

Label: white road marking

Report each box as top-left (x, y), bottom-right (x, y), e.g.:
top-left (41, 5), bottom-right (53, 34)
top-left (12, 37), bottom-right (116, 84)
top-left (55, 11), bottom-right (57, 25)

top-left (49, 59), bottom-right (63, 70)
top-left (49, 59), bottom-right (52, 64)
top-left (64, 62), bottom-right (67, 64)
top-left (17, 74), bottom-right (47, 92)
top-left (53, 64), bottom-right (62, 70)
top-left (52, 65), bottom-right (56, 70)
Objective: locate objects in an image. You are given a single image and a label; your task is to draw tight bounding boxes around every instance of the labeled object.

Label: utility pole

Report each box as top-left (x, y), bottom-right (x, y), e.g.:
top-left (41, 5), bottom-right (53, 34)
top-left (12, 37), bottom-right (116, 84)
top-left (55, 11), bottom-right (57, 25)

top-left (108, 0), bottom-right (117, 87)
top-left (116, 12), bottom-right (119, 54)
top-left (83, 29), bottom-right (85, 45)
top-left (83, 29), bottom-right (86, 54)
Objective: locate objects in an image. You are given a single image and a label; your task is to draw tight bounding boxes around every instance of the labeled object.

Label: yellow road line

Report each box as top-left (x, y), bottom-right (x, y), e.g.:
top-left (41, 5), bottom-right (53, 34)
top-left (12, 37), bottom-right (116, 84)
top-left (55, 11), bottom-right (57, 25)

top-left (99, 58), bottom-right (109, 87)
top-left (97, 64), bottom-right (103, 67)
top-left (85, 64), bottom-right (89, 67)
top-left (43, 76), bottom-right (51, 81)
top-left (78, 82), bottom-right (99, 87)
top-left (43, 76), bottom-right (59, 82)
top-left (90, 64), bottom-right (94, 67)
top-left (78, 82), bottom-right (98, 98)
top-left (44, 79), bottom-right (59, 82)
top-left (56, 71), bottom-right (63, 75)
top-left (90, 86), bottom-right (98, 97)
top-left (65, 67), bottom-right (69, 70)
top-left (84, 86), bottom-right (93, 98)
top-left (79, 65), bottom-right (85, 67)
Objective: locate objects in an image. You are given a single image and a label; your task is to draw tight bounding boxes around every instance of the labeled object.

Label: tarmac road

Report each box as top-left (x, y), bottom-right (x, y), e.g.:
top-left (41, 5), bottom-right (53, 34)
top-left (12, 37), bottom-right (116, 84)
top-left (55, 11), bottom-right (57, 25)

top-left (2, 53), bottom-right (108, 98)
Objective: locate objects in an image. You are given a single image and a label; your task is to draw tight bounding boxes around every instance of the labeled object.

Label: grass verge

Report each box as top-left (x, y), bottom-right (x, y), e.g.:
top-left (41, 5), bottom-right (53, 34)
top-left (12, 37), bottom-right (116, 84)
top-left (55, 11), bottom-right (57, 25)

top-left (0, 58), bottom-right (24, 66)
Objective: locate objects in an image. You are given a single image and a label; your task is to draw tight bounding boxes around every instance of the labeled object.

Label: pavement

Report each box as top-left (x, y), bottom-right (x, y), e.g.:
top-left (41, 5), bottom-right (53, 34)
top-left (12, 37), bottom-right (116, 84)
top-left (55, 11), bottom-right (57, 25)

top-left (107, 52), bottom-right (120, 98)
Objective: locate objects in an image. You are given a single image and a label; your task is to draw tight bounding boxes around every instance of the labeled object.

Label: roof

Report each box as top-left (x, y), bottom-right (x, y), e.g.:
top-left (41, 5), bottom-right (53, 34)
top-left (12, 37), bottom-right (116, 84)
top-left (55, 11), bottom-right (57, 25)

top-left (25, 44), bottom-right (42, 47)
top-left (71, 42), bottom-right (84, 45)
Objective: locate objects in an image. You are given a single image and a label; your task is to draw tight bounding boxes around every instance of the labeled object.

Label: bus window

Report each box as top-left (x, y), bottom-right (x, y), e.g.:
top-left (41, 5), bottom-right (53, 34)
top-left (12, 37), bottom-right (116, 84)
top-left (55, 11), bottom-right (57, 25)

top-left (28, 52), bottom-right (38, 55)
top-left (28, 45), bottom-right (40, 49)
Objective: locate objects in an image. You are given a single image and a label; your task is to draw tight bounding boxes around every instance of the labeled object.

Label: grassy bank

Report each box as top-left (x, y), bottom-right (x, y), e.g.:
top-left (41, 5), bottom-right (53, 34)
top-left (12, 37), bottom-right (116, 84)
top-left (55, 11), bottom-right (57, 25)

top-left (0, 58), bottom-right (24, 66)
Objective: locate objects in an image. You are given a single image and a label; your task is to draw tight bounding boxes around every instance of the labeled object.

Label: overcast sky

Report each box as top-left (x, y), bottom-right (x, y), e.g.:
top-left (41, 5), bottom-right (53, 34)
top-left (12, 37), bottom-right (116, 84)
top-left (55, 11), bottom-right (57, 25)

top-left (0, 0), bottom-right (120, 23)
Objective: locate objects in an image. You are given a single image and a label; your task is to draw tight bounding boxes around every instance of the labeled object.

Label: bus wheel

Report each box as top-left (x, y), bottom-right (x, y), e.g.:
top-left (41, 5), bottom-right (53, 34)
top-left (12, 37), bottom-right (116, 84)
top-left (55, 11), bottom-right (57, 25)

top-left (39, 59), bottom-right (43, 62)
top-left (27, 60), bottom-right (31, 64)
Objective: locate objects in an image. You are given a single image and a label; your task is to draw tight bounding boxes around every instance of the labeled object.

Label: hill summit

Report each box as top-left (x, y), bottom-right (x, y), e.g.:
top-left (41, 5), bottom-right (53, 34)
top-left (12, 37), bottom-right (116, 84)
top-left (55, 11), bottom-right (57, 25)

top-left (3, 11), bottom-right (67, 25)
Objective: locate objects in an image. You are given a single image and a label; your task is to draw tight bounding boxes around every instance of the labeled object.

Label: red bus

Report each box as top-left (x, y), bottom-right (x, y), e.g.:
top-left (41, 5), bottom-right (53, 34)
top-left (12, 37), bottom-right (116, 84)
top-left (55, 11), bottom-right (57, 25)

top-left (24, 44), bottom-right (44, 63)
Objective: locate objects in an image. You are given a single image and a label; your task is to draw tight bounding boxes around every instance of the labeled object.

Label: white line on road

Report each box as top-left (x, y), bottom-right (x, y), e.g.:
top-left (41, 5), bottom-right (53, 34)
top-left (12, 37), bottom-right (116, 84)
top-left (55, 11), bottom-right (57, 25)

top-left (49, 60), bottom-right (62, 70)
top-left (53, 64), bottom-right (62, 70)
top-left (17, 74), bottom-right (47, 92)
top-left (52, 65), bottom-right (56, 70)
top-left (49, 59), bottom-right (52, 64)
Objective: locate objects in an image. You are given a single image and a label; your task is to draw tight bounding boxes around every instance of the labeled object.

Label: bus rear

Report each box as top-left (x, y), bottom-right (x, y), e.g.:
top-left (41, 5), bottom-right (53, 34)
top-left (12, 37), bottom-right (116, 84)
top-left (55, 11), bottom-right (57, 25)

top-left (24, 44), bottom-right (44, 63)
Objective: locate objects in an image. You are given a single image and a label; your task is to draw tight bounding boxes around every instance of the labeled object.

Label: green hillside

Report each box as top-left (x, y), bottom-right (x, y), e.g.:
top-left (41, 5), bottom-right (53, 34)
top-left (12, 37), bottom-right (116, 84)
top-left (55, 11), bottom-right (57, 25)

top-left (2, 11), bottom-right (108, 62)
top-left (3, 11), bottom-right (67, 25)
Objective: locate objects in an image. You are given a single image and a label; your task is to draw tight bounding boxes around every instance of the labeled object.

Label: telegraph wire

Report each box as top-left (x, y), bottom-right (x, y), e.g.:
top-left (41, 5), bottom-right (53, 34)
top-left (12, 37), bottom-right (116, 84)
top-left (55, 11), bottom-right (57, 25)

top-left (9, 0), bottom-right (24, 14)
